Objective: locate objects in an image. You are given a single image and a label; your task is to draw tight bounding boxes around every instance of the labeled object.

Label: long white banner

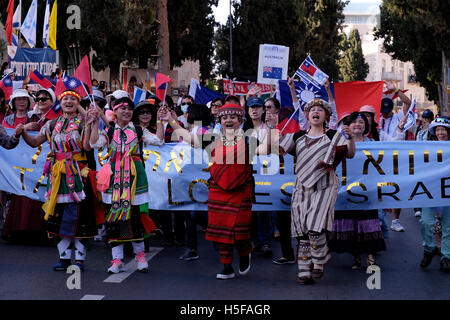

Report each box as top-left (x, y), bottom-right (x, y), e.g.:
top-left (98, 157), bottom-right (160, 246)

top-left (0, 128), bottom-right (449, 211)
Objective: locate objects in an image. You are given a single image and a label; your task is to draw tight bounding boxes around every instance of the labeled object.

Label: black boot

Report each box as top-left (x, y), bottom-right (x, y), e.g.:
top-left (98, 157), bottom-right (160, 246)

top-left (440, 258), bottom-right (450, 273)
top-left (216, 264), bottom-right (235, 280)
top-left (420, 248), bottom-right (438, 268)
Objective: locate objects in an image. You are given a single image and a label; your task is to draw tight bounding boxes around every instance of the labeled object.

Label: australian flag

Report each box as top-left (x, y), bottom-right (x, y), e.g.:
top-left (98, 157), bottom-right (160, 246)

top-left (263, 66), bottom-right (283, 80)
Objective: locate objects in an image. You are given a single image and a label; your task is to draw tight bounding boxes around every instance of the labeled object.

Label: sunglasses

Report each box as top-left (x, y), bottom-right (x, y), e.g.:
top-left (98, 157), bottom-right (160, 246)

top-left (140, 110), bottom-right (152, 115)
top-left (435, 117), bottom-right (450, 124)
top-left (211, 103), bottom-right (222, 108)
top-left (36, 97), bottom-right (51, 102)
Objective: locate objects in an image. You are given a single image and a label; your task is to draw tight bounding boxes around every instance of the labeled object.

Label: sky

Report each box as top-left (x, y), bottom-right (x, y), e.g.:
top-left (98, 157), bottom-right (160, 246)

top-left (212, 0), bottom-right (382, 25)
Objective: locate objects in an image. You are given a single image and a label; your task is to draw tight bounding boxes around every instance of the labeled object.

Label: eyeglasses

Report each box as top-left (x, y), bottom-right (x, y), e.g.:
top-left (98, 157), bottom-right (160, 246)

top-left (36, 97), bottom-right (51, 102)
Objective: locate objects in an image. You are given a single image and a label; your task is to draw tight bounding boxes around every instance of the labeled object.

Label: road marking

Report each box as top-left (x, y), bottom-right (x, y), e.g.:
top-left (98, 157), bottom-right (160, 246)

top-left (103, 247), bottom-right (164, 283)
top-left (81, 295), bottom-right (104, 300)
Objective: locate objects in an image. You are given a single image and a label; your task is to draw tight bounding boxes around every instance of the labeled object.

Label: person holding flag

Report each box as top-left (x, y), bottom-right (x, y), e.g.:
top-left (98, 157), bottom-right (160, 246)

top-left (87, 97), bottom-right (166, 274)
top-left (277, 97), bottom-right (355, 285)
top-left (378, 80), bottom-right (411, 234)
top-left (15, 87), bottom-right (100, 272)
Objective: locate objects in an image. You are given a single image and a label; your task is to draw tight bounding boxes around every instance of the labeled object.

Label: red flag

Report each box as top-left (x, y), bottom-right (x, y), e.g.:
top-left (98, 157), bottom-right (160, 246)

top-left (30, 70), bottom-right (54, 89)
top-left (334, 81), bottom-right (384, 124)
top-left (74, 55), bottom-right (92, 93)
top-left (155, 72), bottom-right (171, 102)
top-left (0, 75), bottom-right (13, 101)
top-left (5, 0), bottom-right (14, 45)
top-left (278, 116), bottom-right (300, 135)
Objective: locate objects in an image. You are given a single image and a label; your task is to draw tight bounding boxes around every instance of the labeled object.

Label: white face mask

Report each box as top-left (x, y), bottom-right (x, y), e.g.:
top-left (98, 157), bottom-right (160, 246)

top-left (181, 104), bottom-right (189, 113)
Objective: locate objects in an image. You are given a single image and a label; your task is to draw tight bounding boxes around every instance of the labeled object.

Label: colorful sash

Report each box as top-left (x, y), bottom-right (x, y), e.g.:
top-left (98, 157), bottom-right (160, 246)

top-left (106, 126), bottom-right (139, 223)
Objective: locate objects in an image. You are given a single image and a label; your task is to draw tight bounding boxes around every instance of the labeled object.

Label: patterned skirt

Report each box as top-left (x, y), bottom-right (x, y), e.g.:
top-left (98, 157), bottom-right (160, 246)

top-left (328, 210), bottom-right (386, 255)
top-left (46, 172), bottom-right (98, 239)
top-left (105, 205), bottom-right (147, 243)
top-left (206, 184), bottom-right (253, 245)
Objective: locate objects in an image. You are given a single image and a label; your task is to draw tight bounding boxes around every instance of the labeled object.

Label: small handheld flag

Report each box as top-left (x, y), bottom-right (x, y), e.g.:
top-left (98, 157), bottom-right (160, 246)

top-left (0, 75), bottom-right (14, 101)
top-left (30, 70), bottom-right (54, 89)
top-left (155, 73), bottom-right (171, 103)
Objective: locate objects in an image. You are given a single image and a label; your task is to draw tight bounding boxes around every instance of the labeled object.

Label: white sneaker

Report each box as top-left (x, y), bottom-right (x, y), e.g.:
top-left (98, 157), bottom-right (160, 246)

top-left (135, 252), bottom-right (148, 272)
top-left (415, 210), bottom-right (422, 218)
top-left (390, 219), bottom-right (405, 232)
top-left (108, 258), bottom-right (124, 274)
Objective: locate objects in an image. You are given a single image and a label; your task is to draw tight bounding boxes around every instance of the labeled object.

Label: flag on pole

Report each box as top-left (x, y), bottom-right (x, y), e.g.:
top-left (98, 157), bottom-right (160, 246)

top-left (133, 86), bottom-right (147, 106)
top-left (0, 75), bottom-right (14, 101)
top-left (333, 81), bottom-right (384, 124)
top-left (275, 79), bottom-right (334, 134)
top-left (30, 70), bottom-right (54, 89)
top-left (49, 0), bottom-right (58, 50)
top-left (188, 79), bottom-right (226, 105)
top-left (5, 0), bottom-right (14, 45)
top-left (20, 0), bottom-right (37, 48)
top-left (74, 55), bottom-right (93, 93)
top-left (12, 0), bottom-right (21, 46)
top-left (295, 55), bottom-right (328, 89)
top-left (43, 0), bottom-right (51, 48)
top-left (402, 98), bottom-right (417, 132)
top-left (155, 73), bottom-right (171, 102)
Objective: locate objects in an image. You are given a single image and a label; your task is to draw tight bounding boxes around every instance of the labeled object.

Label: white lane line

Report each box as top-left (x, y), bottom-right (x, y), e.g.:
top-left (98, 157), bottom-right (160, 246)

top-left (103, 247), bottom-right (164, 283)
top-left (81, 295), bottom-right (105, 300)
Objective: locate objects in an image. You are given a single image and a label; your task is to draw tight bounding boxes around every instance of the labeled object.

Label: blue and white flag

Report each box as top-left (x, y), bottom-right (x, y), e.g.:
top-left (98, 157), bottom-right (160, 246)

top-left (403, 98), bottom-right (417, 132)
top-left (20, 0), bottom-right (37, 48)
top-left (133, 86), bottom-right (147, 105)
top-left (12, 0), bottom-right (22, 46)
top-left (188, 78), bottom-right (226, 105)
top-left (295, 55), bottom-right (328, 89)
top-left (43, 0), bottom-right (51, 48)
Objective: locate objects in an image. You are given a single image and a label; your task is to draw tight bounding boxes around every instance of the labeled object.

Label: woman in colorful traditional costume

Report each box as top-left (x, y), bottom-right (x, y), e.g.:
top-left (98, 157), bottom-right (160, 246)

top-left (278, 98), bottom-right (355, 285)
top-left (17, 89), bottom-right (100, 271)
top-left (88, 97), bottom-right (165, 273)
top-left (170, 103), bottom-right (257, 279)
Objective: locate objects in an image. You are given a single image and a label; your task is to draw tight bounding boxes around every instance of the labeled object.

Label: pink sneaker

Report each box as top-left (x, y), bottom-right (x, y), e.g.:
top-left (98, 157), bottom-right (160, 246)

top-left (107, 258), bottom-right (124, 274)
top-left (135, 252), bottom-right (148, 272)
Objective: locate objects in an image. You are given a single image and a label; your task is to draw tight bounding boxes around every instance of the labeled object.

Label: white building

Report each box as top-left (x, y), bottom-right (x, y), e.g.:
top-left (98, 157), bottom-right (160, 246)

top-left (343, 2), bottom-right (436, 113)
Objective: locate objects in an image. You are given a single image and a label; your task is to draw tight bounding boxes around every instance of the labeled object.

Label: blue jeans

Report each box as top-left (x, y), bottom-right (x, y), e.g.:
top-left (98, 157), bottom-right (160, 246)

top-left (421, 207), bottom-right (450, 260)
top-left (252, 211), bottom-right (273, 246)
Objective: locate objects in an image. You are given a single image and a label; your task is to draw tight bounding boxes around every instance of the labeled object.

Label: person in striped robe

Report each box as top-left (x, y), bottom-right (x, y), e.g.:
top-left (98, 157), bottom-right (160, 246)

top-left (279, 98), bottom-right (355, 285)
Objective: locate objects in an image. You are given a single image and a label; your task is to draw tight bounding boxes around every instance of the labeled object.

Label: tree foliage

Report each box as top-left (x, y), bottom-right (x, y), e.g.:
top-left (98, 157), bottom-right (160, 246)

top-left (338, 29), bottom-right (369, 81)
top-left (214, 0), bottom-right (348, 82)
top-left (374, 0), bottom-right (450, 104)
top-left (167, 0), bottom-right (218, 80)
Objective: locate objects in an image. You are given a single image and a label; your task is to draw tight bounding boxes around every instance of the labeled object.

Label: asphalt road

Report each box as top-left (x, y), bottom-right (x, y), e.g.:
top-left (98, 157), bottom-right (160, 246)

top-left (1, 208), bottom-right (449, 302)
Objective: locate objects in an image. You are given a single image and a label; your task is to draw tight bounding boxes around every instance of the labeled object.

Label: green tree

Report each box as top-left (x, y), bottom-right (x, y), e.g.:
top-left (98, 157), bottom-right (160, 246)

top-left (374, 0), bottom-right (450, 112)
top-left (338, 29), bottom-right (369, 81)
top-left (214, 0), bottom-right (348, 82)
top-left (167, 0), bottom-right (218, 81)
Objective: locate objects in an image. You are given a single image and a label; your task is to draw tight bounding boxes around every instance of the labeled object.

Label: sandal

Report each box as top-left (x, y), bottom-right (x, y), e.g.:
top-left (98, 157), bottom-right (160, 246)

top-left (352, 255), bottom-right (362, 270)
top-left (367, 254), bottom-right (378, 269)
top-left (311, 264), bottom-right (324, 279)
top-left (298, 276), bottom-right (315, 285)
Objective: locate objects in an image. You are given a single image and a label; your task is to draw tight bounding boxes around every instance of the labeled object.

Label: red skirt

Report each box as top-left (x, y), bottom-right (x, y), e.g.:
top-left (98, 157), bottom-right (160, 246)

top-left (206, 184), bottom-right (253, 245)
top-left (1, 195), bottom-right (46, 240)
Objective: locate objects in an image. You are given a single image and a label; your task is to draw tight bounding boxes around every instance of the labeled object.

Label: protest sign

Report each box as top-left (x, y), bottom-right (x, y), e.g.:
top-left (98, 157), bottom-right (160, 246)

top-left (257, 44), bottom-right (289, 85)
